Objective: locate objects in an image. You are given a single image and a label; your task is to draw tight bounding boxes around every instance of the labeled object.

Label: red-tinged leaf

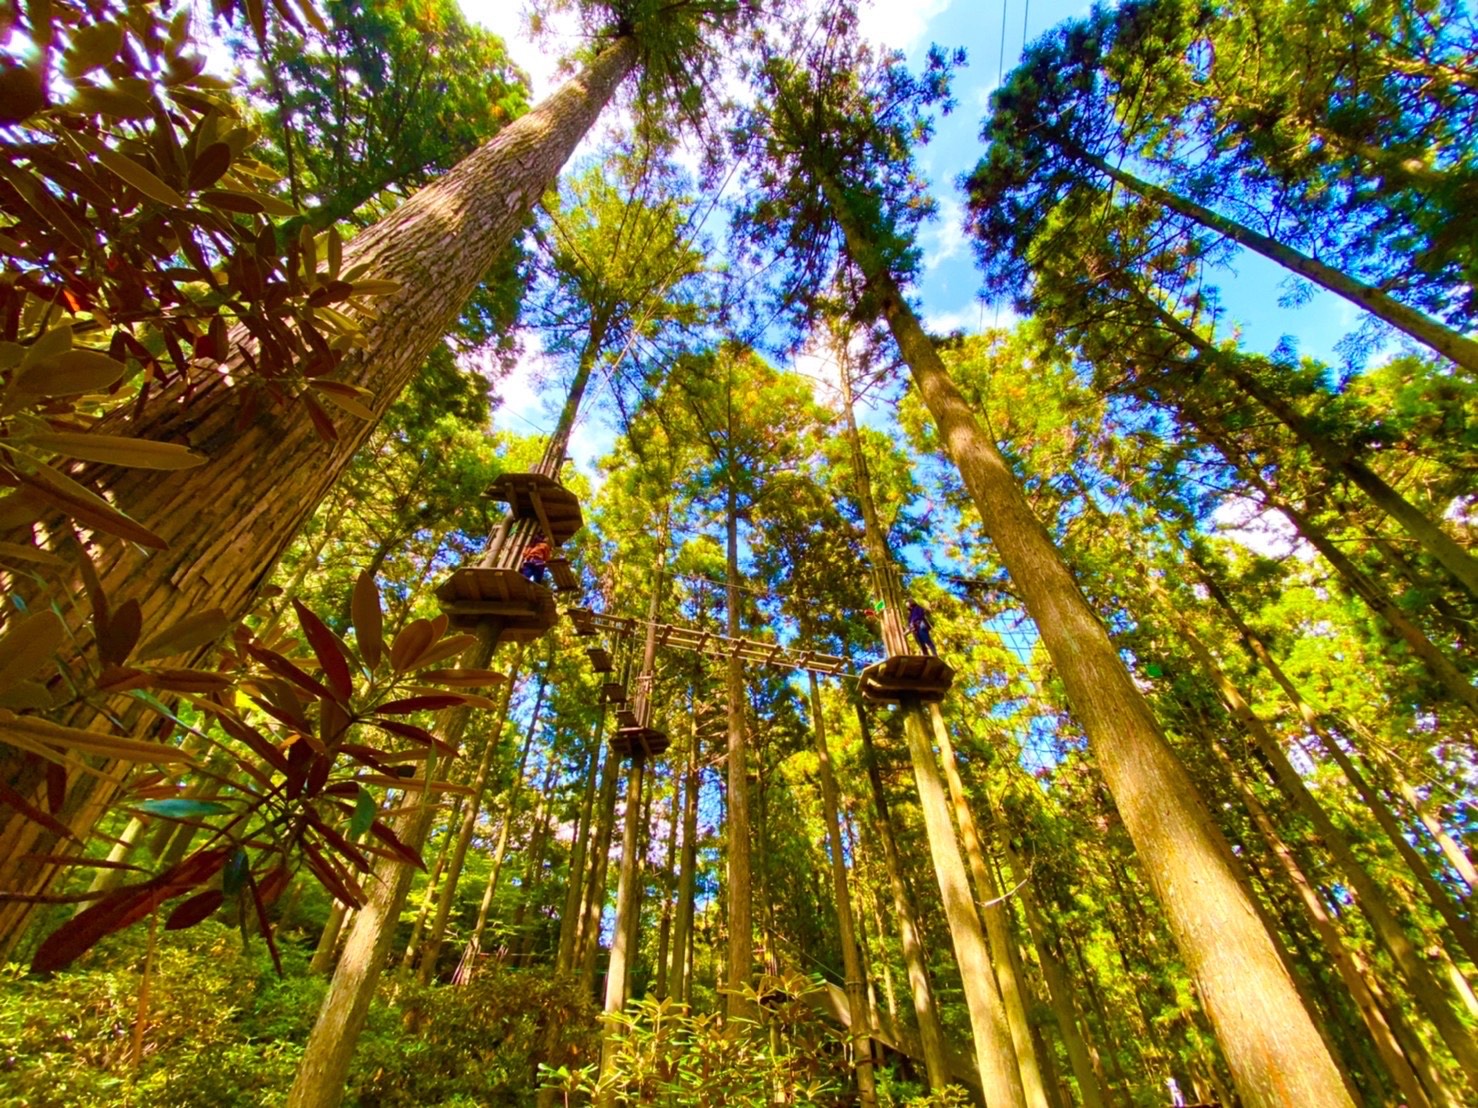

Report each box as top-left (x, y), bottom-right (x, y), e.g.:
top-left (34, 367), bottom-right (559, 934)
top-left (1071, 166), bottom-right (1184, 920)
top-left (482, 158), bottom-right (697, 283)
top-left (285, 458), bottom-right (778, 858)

top-left (301, 841), bottom-right (364, 908)
top-left (406, 634), bottom-right (477, 672)
top-left (359, 774), bottom-right (473, 795)
top-left (305, 810), bottom-right (370, 873)
top-left (375, 695), bottom-right (472, 715)
top-left (17, 466), bottom-right (167, 549)
top-left (142, 669), bottom-right (233, 694)
top-left (373, 718), bottom-right (457, 757)
top-left (0, 778), bottom-right (79, 841)
top-left (31, 885), bottom-right (154, 973)
top-left (387, 619), bottom-right (434, 673)
top-left (319, 697), bottom-right (351, 749)
top-left (214, 713), bottom-right (290, 774)
top-left (255, 864), bottom-right (290, 907)
top-left (244, 867), bottom-right (283, 974)
top-left (244, 643), bottom-right (335, 702)
top-left (292, 599), bottom-right (353, 701)
top-left (97, 664), bottom-right (150, 692)
top-left (323, 780), bottom-right (363, 797)
top-left (301, 390), bottom-right (337, 442)
top-left (367, 819), bottom-right (425, 871)
top-left (164, 889), bottom-right (223, 930)
top-left (44, 762), bottom-right (66, 814)
top-left (418, 668), bottom-right (508, 688)
top-left (162, 847), bottom-right (234, 891)
top-left (75, 541), bottom-right (110, 632)
top-left (136, 608), bottom-right (230, 660)
top-left (304, 750), bottom-right (332, 797)
top-left (97, 597), bottom-right (141, 665)
top-left (351, 571), bottom-right (383, 669)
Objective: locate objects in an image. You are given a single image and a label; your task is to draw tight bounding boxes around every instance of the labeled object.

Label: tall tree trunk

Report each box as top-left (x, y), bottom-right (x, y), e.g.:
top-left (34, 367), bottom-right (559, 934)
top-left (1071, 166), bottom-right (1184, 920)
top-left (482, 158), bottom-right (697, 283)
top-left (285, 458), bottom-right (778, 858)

top-left (668, 704), bottom-right (700, 1005)
top-left (310, 901), bottom-right (351, 977)
top-left (900, 706), bottom-right (1027, 1107)
top-left (856, 703), bottom-right (952, 1091)
top-left (0, 37), bottom-right (642, 952)
top-left (1194, 562), bottom-right (1478, 939)
top-left (286, 629), bottom-right (496, 1108)
top-left (654, 775), bottom-right (680, 1001)
top-left (400, 794), bottom-right (467, 972)
top-left (442, 659), bottom-right (545, 972)
top-left (580, 742), bottom-right (623, 994)
top-left (415, 651), bottom-right (522, 982)
top-left (598, 752), bottom-right (646, 1107)
top-left (809, 672), bottom-right (879, 1106)
top-left (512, 765), bottom-right (559, 960)
top-left (821, 173), bottom-right (1355, 1108)
top-left (931, 706), bottom-right (1051, 1108)
top-left (1185, 407), bottom-right (1478, 718)
top-left (1203, 718), bottom-right (1448, 1108)
top-left (1073, 145), bottom-right (1478, 376)
top-left (1174, 612), bottom-right (1478, 1082)
top-left (724, 393), bottom-right (756, 1022)
top-left (557, 718), bottom-right (607, 973)
top-left (994, 822), bottom-right (1110, 1108)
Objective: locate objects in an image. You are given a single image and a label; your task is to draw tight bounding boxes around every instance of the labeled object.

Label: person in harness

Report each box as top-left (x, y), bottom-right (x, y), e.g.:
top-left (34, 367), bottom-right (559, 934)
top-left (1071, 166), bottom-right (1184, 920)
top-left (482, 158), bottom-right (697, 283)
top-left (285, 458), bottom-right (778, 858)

top-left (906, 599), bottom-right (937, 657)
top-left (519, 537), bottom-right (552, 585)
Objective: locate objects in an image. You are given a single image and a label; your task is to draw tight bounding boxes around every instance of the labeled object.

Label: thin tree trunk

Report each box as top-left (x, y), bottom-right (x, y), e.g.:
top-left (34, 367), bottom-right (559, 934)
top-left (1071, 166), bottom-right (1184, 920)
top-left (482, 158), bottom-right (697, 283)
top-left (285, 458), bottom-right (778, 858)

top-left (557, 717), bottom-right (607, 973)
top-left (512, 766), bottom-right (559, 960)
top-left (668, 706), bottom-right (700, 1005)
top-left (580, 746), bottom-right (623, 994)
top-left (994, 823), bottom-right (1109, 1108)
top-left (441, 659), bottom-right (544, 972)
top-left (654, 775), bottom-right (680, 1001)
top-left (598, 752), bottom-right (647, 1107)
top-left (286, 628), bottom-right (496, 1108)
top-left (820, 171), bottom-right (1356, 1108)
top-left (856, 703), bottom-right (951, 1090)
top-left (724, 393), bottom-right (756, 1022)
top-left (1135, 286), bottom-right (1478, 598)
top-left (810, 672), bottom-right (878, 1106)
top-left (1175, 612), bottom-right (1478, 1082)
top-left (415, 654), bottom-right (522, 982)
top-left (931, 705), bottom-right (1050, 1108)
top-left (310, 900), bottom-right (351, 977)
top-left (1076, 146), bottom-right (1478, 376)
top-left (1205, 723), bottom-right (1446, 1108)
top-left (0, 37), bottom-right (642, 952)
top-left (400, 794), bottom-right (467, 972)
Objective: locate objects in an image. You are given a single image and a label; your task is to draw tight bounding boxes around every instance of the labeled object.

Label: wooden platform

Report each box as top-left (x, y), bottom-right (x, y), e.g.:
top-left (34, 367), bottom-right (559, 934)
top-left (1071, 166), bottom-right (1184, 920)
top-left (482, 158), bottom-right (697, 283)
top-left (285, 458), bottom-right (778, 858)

top-left (568, 608), bottom-right (596, 636)
top-left (610, 726), bottom-right (669, 759)
top-left (602, 682), bottom-right (627, 705)
top-left (615, 708), bottom-right (638, 729)
top-left (585, 646), bottom-right (612, 673)
top-left (434, 567), bottom-right (557, 639)
top-left (858, 655), bottom-right (954, 703)
top-left (484, 473), bottom-right (582, 546)
top-left (547, 556), bottom-right (578, 592)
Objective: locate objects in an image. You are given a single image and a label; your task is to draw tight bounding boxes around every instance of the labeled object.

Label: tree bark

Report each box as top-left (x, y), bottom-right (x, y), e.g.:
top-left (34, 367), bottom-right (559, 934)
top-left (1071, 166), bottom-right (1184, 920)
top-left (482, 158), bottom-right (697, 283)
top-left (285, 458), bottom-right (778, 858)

top-left (810, 672), bottom-right (879, 1106)
top-left (598, 752), bottom-right (646, 1106)
top-left (857, 703), bottom-right (952, 1090)
top-left (822, 172), bottom-right (1355, 1107)
top-left (580, 745), bottom-right (623, 993)
top-left (931, 705), bottom-right (1051, 1108)
top-left (724, 395), bottom-right (756, 1022)
top-left (668, 704), bottom-right (700, 1005)
top-left (557, 716), bottom-right (608, 973)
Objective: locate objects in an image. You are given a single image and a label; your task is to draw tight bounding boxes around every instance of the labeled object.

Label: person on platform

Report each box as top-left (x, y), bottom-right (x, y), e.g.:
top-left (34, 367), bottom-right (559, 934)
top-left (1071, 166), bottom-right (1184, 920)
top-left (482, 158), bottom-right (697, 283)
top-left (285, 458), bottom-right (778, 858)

top-left (519, 538), bottom-right (551, 585)
top-left (907, 599), bottom-right (937, 656)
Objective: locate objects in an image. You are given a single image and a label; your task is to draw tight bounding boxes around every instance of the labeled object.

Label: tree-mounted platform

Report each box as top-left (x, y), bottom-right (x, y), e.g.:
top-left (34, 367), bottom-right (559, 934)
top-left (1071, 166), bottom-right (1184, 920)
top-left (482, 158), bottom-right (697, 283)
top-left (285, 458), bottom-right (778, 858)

top-left (434, 567), bottom-right (557, 641)
top-left (484, 472), bottom-right (583, 546)
top-left (585, 646), bottom-right (613, 673)
top-left (610, 726), bottom-right (669, 759)
top-left (602, 682), bottom-right (627, 705)
top-left (547, 556), bottom-right (578, 592)
top-left (858, 655), bottom-right (954, 704)
top-left (568, 608), bottom-right (597, 636)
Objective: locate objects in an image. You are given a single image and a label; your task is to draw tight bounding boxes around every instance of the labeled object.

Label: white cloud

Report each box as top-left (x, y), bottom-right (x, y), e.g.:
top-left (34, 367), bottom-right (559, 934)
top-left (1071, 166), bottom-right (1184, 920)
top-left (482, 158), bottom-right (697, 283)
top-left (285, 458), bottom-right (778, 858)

top-left (1211, 496), bottom-right (1314, 561)
top-left (920, 195), bottom-right (967, 271)
top-left (858, 0), bottom-right (955, 52)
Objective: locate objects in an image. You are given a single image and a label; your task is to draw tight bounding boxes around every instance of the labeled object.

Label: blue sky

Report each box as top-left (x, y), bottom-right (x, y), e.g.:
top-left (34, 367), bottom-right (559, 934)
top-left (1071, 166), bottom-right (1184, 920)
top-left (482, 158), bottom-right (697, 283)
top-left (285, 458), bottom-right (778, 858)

top-left (459, 0), bottom-right (1357, 481)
